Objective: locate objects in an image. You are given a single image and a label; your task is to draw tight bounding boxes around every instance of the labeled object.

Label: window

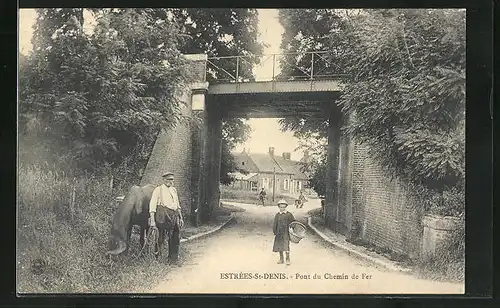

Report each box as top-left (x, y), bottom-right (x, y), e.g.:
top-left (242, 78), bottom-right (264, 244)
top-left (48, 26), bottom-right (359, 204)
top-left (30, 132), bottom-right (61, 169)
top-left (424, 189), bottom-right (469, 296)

top-left (284, 179), bottom-right (289, 190)
top-left (242, 162), bottom-right (245, 166)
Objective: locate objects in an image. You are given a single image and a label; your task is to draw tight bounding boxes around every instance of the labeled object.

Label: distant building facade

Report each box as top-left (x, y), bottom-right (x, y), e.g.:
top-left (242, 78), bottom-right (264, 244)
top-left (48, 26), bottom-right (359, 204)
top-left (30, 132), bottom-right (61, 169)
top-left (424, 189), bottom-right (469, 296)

top-left (229, 147), bottom-right (309, 195)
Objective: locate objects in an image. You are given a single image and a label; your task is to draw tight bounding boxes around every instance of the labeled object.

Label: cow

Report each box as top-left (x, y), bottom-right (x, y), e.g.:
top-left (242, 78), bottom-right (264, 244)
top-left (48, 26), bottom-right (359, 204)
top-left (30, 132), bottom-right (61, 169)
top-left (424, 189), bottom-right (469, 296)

top-left (106, 184), bottom-right (176, 257)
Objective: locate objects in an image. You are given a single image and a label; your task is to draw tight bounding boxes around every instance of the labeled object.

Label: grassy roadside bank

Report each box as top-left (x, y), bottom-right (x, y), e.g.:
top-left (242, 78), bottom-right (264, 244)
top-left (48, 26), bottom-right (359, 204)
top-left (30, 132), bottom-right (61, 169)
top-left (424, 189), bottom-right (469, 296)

top-left (17, 164), bottom-right (240, 293)
top-left (307, 209), bottom-right (464, 283)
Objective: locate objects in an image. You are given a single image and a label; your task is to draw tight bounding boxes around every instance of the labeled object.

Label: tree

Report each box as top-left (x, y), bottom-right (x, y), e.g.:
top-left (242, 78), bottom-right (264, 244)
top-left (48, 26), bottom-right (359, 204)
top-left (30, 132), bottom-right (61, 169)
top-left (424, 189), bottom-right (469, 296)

top-left (20, 9), bottom-right (264, 185)
top-left (276, 9), bottom-right (345, 195)
top-left (219, 118), bottom-right (252, 184)
top-left (332, 9), bottom-right (465, 191)
top-left (171, 8), bottom-right (263, 82)
top-left (277, 9), bottom-right (347, 80)
top-left (169, 9), bottom-right (264, 184)
top-left (277, 9), bottom-right (466, 204)
top-left (19, 9), bottom-right (193, 178)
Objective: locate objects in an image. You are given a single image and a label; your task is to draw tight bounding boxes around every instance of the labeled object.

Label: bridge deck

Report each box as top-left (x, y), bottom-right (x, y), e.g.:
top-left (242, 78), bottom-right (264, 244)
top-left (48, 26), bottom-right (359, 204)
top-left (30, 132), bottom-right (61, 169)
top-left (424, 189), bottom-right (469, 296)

top-left (206, 84), bottom-right (342, 118)
top-left (207, 79), bottom-right (343, 95)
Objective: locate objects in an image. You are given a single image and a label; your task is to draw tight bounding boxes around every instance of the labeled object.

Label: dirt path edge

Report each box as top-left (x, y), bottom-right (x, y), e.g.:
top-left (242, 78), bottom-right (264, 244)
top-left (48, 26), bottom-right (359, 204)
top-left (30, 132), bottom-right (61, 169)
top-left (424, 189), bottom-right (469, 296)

top-left (180, 213), bottom-right (235, 244)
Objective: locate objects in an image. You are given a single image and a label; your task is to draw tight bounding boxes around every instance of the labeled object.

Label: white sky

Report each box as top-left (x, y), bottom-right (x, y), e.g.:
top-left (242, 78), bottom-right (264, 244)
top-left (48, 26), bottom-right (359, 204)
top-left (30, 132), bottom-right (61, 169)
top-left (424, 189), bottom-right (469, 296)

top-left (18, 9), bottom-right (36, 55)
top-left (18, 8), bottom-right (303, 161)
top-left (236, 9), bottom-right (303, 161)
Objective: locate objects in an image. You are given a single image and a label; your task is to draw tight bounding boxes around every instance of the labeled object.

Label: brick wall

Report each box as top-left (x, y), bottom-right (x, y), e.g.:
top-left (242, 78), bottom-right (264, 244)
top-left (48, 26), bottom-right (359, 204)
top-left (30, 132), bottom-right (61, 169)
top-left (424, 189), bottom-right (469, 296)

top-left (140, 89), bottom-right (193, 217)
top-left (141, 56), bottom-right (207, 219)
top-left (338, 133), bottom-right (354, 235)
top-left (347, 141), bottom-right (423, 260)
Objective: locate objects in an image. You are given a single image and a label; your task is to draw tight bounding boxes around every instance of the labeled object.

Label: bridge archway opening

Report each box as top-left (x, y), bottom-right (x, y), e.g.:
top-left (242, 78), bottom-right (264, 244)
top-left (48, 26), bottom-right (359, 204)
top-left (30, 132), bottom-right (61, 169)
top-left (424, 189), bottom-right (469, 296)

top-left (143, 53), bottom-right (347, 231)
top-left (195, 79), bottom-right (344, 231)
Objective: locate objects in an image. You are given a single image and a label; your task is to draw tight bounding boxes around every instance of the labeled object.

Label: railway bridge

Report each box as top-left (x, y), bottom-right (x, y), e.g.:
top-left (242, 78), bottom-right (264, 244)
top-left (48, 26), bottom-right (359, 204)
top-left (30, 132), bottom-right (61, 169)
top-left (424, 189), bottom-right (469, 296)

top-left (141, 51), bottom-right (348, 232)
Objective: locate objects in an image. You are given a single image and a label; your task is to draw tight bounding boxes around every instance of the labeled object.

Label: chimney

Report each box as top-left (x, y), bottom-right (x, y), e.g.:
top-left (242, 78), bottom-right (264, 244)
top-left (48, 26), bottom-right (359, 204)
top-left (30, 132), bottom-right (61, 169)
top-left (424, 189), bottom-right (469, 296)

top-left (282, 152), bottom-right (291, 160)
top-left (268, 147), bottom-right (275, 156)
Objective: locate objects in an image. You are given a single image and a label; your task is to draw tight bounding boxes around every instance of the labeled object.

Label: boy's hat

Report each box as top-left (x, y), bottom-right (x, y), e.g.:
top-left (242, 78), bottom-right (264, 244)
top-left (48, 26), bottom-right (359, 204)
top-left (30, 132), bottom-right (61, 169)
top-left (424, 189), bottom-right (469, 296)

top-left (277, 199), bottom-right (288, 206)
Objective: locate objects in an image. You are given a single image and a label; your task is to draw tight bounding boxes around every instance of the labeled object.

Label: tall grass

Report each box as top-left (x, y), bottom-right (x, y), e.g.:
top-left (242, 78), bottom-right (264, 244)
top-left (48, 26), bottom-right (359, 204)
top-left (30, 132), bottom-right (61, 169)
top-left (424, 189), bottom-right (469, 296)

top-left (17, 163), bottom-right (178, 293)
top-left (17, 163), bottom-right (241, 293)
top-left (416, 221), bottom-right (465, 282)
top-left (17, 163), bottom-right (120, 292)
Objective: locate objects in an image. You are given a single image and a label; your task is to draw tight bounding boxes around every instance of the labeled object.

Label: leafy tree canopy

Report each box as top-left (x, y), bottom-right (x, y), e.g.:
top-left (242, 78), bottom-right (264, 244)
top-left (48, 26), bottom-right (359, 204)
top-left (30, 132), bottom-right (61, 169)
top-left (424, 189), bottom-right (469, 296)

top-left (170, 9), bottom-right (264, 184)
top-left (278, 9), bottom-right (465, 195)
top-left (20, 8), bottom-right (192, 178)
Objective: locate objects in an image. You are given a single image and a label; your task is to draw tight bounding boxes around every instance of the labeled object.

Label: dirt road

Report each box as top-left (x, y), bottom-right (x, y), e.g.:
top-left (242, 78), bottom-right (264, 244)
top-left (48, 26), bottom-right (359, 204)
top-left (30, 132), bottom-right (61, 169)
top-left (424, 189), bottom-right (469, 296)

top-left (149, 199), bottom-right (464, 294)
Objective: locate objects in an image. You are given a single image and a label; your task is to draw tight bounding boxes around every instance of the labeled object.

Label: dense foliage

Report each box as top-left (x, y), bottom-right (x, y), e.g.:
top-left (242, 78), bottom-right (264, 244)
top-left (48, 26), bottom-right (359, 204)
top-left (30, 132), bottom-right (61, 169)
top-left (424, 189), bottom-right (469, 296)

top-left (172, 8), bottom-right (263, 82)
top-left (20, 9), bottom-right (192, 180)
top-left (169, 8), bottom-right (264, 184)
top-left (277, 9), bottom-right (347, 80)
top-left (18, 9), bottom-right (264, 293)
top-left (335, 9), bottom-right (465, 191)
top-left (277, 9), bottom-right (465, 212)
top-left (220, 118), bottom-right (253, 184)
top-left (20, 8), bottom-right (263, 184)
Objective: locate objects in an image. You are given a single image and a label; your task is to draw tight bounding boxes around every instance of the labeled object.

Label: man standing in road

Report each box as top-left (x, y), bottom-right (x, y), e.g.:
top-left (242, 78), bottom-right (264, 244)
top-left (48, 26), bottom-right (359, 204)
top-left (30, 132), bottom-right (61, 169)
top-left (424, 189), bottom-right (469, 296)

top-left (149, 172), bottom-right (184, 264)
top-left (258, 187), bottom-right (267, 207)
top-left (297, 191), bottom-right (307, 208)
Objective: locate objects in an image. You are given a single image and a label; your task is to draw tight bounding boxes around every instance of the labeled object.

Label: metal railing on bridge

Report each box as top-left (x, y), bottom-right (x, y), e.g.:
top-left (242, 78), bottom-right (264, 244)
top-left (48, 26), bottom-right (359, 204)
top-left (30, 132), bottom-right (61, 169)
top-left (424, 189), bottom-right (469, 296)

top-left (205, 51), bottom-right (347, 83)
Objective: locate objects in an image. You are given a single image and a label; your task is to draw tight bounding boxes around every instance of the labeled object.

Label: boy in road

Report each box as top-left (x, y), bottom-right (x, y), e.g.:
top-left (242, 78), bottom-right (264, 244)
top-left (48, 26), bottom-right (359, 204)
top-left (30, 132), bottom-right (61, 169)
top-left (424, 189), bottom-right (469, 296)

top-left (272, 199), bottom-right (295, 265)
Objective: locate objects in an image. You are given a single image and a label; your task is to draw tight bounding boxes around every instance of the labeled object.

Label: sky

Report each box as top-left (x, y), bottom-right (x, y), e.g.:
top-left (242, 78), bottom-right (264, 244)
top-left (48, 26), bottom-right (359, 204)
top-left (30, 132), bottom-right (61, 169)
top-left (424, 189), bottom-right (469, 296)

top-left (18, 8), bottom-right (304, 161)
top-left (234, 9), bottom-right (303, 161)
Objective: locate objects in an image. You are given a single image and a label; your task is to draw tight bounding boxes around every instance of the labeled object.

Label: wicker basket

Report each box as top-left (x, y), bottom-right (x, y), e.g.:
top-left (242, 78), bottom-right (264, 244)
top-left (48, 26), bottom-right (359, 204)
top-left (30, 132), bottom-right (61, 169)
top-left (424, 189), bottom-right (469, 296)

top-left (289, 221), bottom-right (307, 244)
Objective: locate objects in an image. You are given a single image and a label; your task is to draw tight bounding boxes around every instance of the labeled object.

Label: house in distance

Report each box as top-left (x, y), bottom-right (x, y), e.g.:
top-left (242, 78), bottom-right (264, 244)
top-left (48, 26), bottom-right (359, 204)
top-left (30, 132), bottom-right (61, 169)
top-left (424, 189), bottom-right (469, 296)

top-left (229, 147), bottom-right (309, 196)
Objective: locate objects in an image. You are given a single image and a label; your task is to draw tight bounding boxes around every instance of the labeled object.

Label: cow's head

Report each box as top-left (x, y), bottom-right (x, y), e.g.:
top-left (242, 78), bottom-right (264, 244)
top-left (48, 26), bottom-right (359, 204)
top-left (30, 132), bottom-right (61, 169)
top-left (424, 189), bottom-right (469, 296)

top-left (107, 235), bottom-right (127, 255)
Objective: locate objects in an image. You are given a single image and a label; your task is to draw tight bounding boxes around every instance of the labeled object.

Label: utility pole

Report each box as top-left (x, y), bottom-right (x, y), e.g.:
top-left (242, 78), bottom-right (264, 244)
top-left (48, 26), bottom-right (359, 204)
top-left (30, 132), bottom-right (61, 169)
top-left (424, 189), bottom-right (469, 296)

top-left (272, 167), bottom-right (276, 202)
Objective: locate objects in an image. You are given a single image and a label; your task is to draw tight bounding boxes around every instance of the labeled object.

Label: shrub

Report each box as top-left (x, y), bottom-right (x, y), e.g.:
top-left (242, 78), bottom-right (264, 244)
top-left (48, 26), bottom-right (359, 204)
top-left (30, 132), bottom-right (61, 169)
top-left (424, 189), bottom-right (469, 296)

top-left (417, 220), bottom-right (465, 282)
top-left (411, 183), bottom-right (465, 217)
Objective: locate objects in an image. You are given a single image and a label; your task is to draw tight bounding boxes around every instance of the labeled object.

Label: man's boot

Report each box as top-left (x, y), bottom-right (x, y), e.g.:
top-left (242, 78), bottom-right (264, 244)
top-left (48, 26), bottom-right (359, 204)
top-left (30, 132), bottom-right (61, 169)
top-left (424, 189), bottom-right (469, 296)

top-left (285, 252), bottom-right (290, 265)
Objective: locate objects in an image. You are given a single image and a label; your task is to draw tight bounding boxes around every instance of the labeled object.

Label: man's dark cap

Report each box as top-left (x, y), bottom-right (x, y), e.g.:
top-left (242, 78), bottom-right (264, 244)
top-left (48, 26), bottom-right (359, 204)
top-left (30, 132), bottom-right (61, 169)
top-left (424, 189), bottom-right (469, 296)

top-left (162, 172), bottom-right (174, 179)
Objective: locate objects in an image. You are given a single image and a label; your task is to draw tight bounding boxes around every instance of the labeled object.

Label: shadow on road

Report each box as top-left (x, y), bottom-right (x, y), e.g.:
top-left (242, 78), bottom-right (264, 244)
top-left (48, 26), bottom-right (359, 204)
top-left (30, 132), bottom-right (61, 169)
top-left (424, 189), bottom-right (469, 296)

top-left (220, 199), bottom-right (321, 238)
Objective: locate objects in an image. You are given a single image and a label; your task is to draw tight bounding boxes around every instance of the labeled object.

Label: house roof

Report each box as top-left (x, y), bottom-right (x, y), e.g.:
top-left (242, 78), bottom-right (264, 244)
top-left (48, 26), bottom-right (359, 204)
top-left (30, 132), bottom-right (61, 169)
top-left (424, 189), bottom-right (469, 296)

top-left (230, 172), bottom-right (259, 181)
top-left (272, 156), bottom-right (308, 180)
top-left (248, 153), bottom-right (286, 173)
top-left (233, 151), bottom-right (308, 179)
